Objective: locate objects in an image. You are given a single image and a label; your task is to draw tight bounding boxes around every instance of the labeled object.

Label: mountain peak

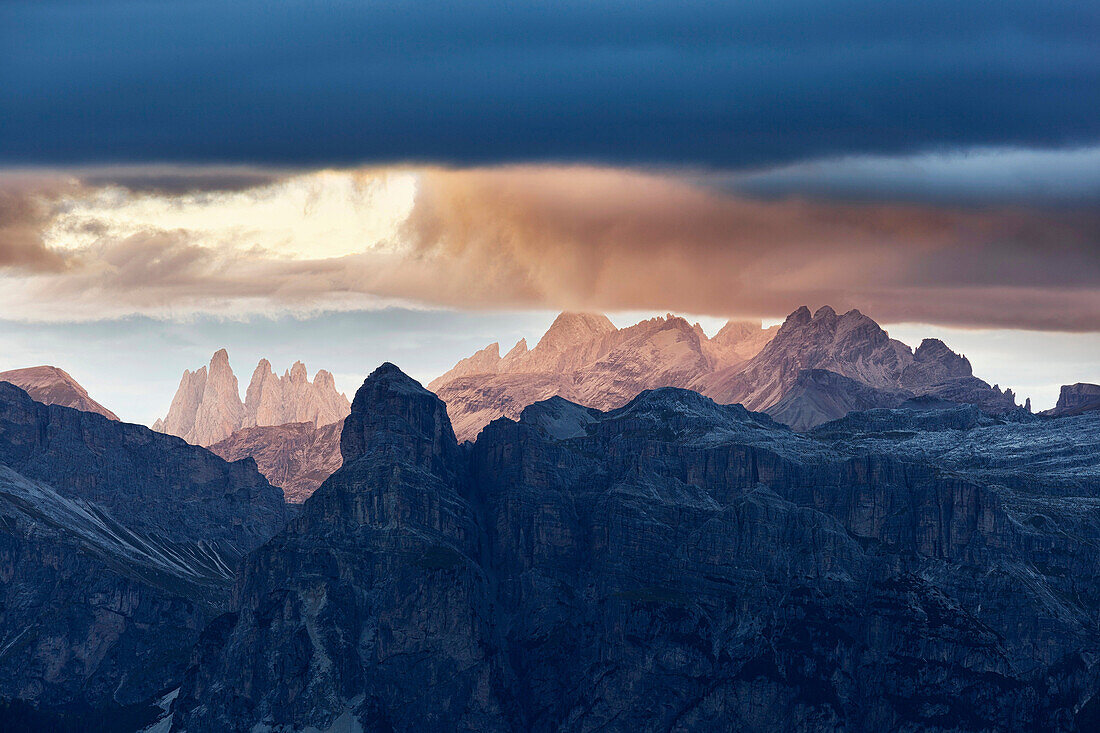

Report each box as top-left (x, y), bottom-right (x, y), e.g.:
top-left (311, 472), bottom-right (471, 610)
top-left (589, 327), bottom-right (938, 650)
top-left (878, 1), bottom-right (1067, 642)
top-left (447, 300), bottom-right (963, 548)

top-left (0, 365), bottom-right (120, 421)
top-left (536, 312), bottom-right (616, 352)
top-left (787, 305), bottom-right (813, 326)
top-left (341, 363), bottom-right (459, 469)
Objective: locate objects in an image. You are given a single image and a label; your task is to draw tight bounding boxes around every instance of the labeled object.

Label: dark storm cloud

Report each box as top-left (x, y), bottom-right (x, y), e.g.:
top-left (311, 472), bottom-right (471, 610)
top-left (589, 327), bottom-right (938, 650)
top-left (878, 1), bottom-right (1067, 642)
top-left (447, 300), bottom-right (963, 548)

top-left (1, 1), bottom-right (1098, 169)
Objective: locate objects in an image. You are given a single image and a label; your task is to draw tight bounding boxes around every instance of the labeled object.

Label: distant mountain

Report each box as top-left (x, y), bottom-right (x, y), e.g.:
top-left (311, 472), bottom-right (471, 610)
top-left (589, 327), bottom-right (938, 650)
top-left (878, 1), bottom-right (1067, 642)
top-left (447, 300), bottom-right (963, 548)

top-left (0, 382), bottom-right (286, 728)
top-left (432, 305), bottom-right (1018, 439)
top-left (696, 305), bottom-right (1019, 422)
top-left (1045, 383), bottom-right (1100, 417)
top-left (209, 419), bottom-right (344, 503)
top-left (171, 363), bottom-right (1100, 732)
top-left (431, 311), bottom-right (777, 440)
top-left (153, 350), bottom-right (349, 446)
top-left (0, 365), bottom-right (119, 420)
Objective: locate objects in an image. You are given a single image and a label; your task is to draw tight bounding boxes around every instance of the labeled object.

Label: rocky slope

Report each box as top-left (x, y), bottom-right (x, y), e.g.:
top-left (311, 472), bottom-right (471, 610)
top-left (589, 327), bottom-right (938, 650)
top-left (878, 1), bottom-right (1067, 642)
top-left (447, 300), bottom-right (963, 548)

top-left (0, 382), bottom-right (287, 728)
top-left (434, 306), bottom-right (1020, 439)
top-left (170, 364), bottom-right (1100, 732)
top-left (0, 365), bottom-right (119, 420)
top-left (431, 312), bottom-right (777, 440)
top-left (209, 420), bottom-right (344, 504)
top-left (154, 351), bottom-right (349, 446)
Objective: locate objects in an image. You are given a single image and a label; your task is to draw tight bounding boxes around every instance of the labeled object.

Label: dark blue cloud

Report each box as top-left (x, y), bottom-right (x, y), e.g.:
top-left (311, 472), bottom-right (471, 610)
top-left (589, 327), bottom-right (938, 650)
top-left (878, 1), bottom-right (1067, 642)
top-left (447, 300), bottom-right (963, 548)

top-left (2, 0), bottom-right (1098, 167)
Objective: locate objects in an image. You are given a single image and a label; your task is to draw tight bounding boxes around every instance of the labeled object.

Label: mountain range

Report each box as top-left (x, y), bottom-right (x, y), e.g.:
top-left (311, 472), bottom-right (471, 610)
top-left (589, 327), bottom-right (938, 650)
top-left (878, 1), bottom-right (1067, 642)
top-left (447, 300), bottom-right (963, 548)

top-left (139, 306), bottom-right (1030, 504)
top-left (170, 363), bottom-right (1100, 732)
top-left (0, 330), bottom-right (1098, 730)
top-left (433, 305), bottom-right (1021, 440)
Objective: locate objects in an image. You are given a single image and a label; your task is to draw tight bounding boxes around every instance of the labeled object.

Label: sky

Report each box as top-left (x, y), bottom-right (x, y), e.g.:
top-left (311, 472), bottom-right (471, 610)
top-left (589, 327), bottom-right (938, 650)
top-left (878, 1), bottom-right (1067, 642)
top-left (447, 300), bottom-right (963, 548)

top-left (0, 0), bottom-right (1097, 422)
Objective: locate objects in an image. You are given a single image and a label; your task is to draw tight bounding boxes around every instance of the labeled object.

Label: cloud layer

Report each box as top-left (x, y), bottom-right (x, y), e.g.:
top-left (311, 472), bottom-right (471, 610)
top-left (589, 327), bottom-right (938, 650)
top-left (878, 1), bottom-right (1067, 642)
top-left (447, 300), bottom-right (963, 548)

top-left (1, 164), bottom-right (1097, 331)
top-left (2, 1), bottom-right (1098, 166)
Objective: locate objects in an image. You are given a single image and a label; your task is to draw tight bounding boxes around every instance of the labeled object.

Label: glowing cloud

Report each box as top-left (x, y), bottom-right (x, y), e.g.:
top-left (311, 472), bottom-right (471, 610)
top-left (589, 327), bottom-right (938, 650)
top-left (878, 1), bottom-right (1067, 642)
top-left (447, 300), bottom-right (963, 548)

top-left (0, 161), bottom-right (1098, 331)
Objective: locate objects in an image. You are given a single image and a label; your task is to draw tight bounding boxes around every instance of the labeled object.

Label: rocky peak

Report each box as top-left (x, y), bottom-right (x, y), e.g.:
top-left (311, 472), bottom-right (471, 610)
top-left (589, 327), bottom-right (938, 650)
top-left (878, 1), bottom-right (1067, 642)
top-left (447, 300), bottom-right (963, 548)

top-left (713, 319), bottom-right (762, 345)
top-left (912, 338), bottom-right (973, 378)
top-left (191, 349), bottom-right (245, 445)
top-left (1045, 382), bottom-right (1100, 417)
top-left (535, 311), bottom-right (617, 353)
top-left (340, 363), bottom-right (460, 476)
top-left (1057, 383), bottom-right (1100, 410)
top-left (786, 305), bottom-right (813, 326)
top-left (503, 338), bottom-right (528, 359)
top-left (156, 351), bottom-right (349, 445)
top-left (0, 365), bottom-right (119, 421)
top-left (314, 369), bottom-right (337, 390)
top-left (286, 361), bottom-right (306, 382)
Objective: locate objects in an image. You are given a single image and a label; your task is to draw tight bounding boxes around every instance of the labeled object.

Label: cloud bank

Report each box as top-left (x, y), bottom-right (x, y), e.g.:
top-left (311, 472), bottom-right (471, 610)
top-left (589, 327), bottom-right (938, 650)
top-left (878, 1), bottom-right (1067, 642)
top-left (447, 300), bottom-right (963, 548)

top-left (2, 1), bottom-right (1098, 166)
top-left (1, 163), bottom-right (1097, 331)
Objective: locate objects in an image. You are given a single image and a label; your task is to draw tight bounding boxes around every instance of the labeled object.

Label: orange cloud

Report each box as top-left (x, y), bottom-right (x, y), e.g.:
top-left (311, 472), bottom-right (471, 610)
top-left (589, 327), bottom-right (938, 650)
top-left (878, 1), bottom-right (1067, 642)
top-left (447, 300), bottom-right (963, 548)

top-left (1, 165), bottom-right (1098, 331)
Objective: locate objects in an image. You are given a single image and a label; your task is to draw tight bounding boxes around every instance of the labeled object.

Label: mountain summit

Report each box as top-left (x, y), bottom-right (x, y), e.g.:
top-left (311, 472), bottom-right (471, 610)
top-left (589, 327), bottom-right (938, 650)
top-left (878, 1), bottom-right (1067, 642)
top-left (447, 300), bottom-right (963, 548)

top-left (153, 351), bottom-right (349, 446)
top-left (0, 365), bottom-right (119, 420)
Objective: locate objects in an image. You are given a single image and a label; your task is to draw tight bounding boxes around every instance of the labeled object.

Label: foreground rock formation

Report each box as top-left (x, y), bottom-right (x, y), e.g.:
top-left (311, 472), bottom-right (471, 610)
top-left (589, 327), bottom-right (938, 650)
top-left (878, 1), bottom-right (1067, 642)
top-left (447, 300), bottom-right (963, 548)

top-left (0, 383), bottom-right (287, 728)
top-left (434, 306), bottom-right (1020, 440)
top-left (153, 350), bottom-right (350, 446)
top-left (0, 365), bottom-right (119, 420)
top-left (170, 363), bottom-right (1100, 732)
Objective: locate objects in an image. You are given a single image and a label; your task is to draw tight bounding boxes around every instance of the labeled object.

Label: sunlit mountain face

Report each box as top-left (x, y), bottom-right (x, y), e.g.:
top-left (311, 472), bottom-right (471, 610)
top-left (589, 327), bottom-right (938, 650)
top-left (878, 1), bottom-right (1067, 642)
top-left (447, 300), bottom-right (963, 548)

top-left (1, 1), bottom-right (1098, 730)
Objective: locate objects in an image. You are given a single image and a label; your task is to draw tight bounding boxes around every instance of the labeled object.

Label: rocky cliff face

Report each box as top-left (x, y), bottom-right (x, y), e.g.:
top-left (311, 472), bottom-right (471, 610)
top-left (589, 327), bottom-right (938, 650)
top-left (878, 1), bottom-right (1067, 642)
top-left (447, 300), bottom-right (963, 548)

top-left (170, 363), bottom-right (1100, 732)
top-left (243, 359), bottom-right (350, 429)
top-left (0, 382), bottom-right (287, 727)
top-left (154, 351), bottom-right (349, 446)
top-left (0, 365), bottom-right (119, 420)
top-left (209, 420), bottom-right (344, 503)
top-left (431, 312), bottom-right (776, 440)
top-left (432, 306), bottom-right (1019, 439)
top-left (1046, 383), bottom-right (1100, 417)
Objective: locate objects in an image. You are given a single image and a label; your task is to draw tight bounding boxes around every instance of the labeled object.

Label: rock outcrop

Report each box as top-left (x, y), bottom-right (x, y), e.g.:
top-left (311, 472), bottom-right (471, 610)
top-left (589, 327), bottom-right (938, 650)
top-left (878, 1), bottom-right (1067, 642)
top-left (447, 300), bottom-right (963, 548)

top-left (209, 420), bottom-right (344, 503)
top-left (152, 349), bottom-right (244, 445)
top-left (0, 365), bottom-right (119, 420)
top-left (0, 382), bottom-right (287, 728)
top-left (1045, 383), bottom-right (1100, 417)
top-left (154, 351), bottom-right (349, 446)
top-left (243, 359), bottom-right (349, 429)
top-left (170, 363), bottom-right (1100, 732)
top-left (432, 306), bottom-right (1019, 438)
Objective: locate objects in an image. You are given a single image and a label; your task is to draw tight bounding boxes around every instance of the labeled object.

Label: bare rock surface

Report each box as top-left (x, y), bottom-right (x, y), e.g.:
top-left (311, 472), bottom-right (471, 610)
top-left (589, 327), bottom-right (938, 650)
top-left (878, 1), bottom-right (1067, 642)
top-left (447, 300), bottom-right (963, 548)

top-left (171, 363), bottom-right (1100, 732)
top-left (1045, 383), bottom-right (1100, 417)
top-left (154, 351), bottom-right (349, 447)
top-left (0, 365), bottom-right (119, 420)
top-left (209, 419), bottom-right (344, 503)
